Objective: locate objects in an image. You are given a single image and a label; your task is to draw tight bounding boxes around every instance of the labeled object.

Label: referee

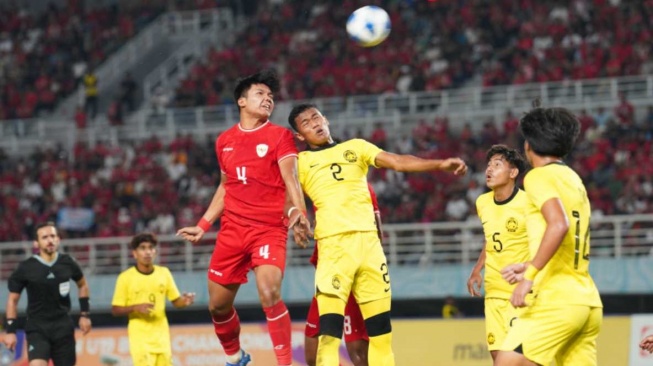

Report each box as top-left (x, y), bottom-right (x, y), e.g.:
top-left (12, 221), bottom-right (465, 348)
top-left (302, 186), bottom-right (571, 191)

top-left (3, 222), bottom-right (92, 365)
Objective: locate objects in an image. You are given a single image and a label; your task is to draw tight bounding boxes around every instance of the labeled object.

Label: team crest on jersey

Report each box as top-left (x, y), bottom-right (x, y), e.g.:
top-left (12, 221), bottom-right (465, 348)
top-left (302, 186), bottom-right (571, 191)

top-left (506, 217), bottom-right (518, 232)
top-left (59, 282), bottom-right (70, 297)
top-left (343, 150), bottom-right (357, 162)
top-left (256, 144), bottom-right (269, 157)
top-left (332, 275), bottom-right (341, 290)
top-left (487, 332), bottom-right (495, 345)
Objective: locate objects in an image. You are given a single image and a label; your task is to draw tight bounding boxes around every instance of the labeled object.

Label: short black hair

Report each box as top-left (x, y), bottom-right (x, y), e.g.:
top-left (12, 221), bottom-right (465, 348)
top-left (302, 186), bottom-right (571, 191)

top-left (130, 232), bottom-right (158, 250)
top-left (233, 69), bottom-right (280, 102)
top-left (33, 222), bottom-right (57, 240)
top-left (519, 106), bottom-right (580, 158)
top-left (486, 144), bottom-right (526, 175)
top-left (288, 103), bottom-right (318, 131)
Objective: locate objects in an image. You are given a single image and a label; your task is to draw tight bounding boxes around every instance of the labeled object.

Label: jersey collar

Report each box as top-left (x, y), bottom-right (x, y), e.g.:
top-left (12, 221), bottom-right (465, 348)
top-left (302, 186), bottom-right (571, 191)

top-left (33, 252), bottom-right (59, 267)
top-left (237, 120), bottom-right (269, 132)
top-left (494, 185), bottom-right (519, 205)
top-left (308, 140), bottom-right (338, 152)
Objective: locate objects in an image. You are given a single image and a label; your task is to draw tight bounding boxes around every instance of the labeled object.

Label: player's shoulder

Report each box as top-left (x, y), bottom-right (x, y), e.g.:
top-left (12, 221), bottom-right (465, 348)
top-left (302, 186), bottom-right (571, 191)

top-left (154, 265), bottom-right (172, 275)
top-left (475, 191), bottom-right (493, 206)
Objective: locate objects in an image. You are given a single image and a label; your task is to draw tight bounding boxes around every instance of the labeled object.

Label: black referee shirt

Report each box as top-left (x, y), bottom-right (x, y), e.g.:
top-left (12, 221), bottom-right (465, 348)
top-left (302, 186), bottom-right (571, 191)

top-left (8, 253), bottom-right (84, 322)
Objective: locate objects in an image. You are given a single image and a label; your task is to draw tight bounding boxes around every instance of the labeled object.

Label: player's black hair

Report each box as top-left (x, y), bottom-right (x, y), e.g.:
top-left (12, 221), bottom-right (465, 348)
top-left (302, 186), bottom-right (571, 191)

top-left (233, 69), bottom-right (280, 102)
top-left (130, 232), bottom-right (158, 250)
top-left (33, 221), bottom-right (57, 240)
top-left (519, 102), bottom-right (580, 158)
top-left (486, 144), bottom-right (527, 176)
top-left (288, 103), bottom-right (319, 131)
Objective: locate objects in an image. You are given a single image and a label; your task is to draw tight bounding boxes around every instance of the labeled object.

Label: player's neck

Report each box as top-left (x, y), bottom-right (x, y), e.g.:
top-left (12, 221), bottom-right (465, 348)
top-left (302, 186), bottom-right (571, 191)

top-left (136, 263), bottom-right (154, 274)
top-left (308, 137), bottom-right (335, 150)
top-left (38, 251), bottom-right (58, 263)
top-left (493, 183), bottom-right (516, 202)
top-left (239, 115), bottom-right (268, 130)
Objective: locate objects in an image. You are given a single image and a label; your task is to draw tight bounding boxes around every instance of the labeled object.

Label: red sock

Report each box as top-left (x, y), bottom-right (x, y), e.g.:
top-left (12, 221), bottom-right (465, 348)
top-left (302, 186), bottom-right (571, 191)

top-left (212, 307), bottom-right (241, 355)
top-left (263, 301), bottom-right (292, 365)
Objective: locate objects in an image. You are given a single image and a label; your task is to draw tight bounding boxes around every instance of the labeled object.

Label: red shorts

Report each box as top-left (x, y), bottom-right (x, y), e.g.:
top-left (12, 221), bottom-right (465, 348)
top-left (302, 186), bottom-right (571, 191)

top-left (208, 217), bottom-right (288, 285)
top-left (304, 293), bottom-right (369, 342)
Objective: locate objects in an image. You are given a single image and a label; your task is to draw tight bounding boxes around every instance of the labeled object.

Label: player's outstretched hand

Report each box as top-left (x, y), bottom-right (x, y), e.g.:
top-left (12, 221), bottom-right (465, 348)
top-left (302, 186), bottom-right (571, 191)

top-left (501, 262), bottom-right (527, 284)
top-left (2, 333), bottom-right (17, 351)
top-left (176, 226), bottom-right (205, 244)
top-left (181, 292), bottom-right (196, 306)
top-left (640, 335), bottom-right (653, 353)
top-left (79, 316), bottom-right (92, 335)
top-left (466, 269), bottom-right (483, 297)
top-left (441, 158), bottom-right (468, 176)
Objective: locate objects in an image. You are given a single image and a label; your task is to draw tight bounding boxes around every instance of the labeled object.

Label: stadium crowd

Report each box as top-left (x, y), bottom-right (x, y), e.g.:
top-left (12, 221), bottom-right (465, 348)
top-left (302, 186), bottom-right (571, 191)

top-left (0, 102), bottom-right (651, 242)
top-left (172, 0), bottom-right (653, 107)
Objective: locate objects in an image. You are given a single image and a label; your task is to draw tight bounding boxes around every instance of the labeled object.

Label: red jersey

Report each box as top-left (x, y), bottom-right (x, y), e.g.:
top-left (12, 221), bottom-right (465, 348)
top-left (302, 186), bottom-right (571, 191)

top-left (309, 183), bottom-right (380, 266)
top-left (216, 121), bottom-right (298, 227)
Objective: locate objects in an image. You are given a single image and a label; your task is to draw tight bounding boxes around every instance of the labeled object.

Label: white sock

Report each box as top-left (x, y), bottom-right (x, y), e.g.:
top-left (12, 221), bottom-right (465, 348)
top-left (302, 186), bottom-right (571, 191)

top-left (226, 349), bottom-right (242, 363)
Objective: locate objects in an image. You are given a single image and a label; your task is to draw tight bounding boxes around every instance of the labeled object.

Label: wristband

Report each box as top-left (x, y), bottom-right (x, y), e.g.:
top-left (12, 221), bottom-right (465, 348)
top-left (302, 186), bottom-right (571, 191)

top-left (80, 313), bottom-right (91, 318)
top-left (197, 218), bottom-right (211, 232)
top-left (79, 297), bottom-right (90, 312)
top-left (287, 207), bottom-right (298, 217)
top-left (4, 318), bottom-right (17, 334)
top-left (524, 265), bottom-right (540, 281)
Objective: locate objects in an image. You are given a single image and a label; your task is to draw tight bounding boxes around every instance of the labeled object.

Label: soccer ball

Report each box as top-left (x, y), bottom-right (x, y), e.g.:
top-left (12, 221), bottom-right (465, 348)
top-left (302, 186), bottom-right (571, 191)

top-left (346, 5), bottom-right (391, 47)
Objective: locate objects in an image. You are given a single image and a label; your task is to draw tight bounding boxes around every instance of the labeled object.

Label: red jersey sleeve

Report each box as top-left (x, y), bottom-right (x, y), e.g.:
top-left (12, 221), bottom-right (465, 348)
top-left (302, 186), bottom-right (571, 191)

top-left (276, 128), bottom-right (298, 162)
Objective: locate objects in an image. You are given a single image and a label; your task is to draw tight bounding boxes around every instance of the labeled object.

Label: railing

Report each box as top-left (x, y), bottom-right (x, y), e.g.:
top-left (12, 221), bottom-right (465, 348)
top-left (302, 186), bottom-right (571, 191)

top-left (3, 74), bottom-right (652, 156)
top-left (54, 9), bottom-right (234, 118)
top-left (142, 9), bottom-right (237, 102)
top-left (1, 214), bottom-right (651, 279)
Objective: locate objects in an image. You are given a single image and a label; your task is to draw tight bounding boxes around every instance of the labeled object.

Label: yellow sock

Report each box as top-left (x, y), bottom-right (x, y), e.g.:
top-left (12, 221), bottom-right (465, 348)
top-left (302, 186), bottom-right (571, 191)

top-left (368, 332), bottom-right (395, 366)
top-left (316, 334), bottom-right (341, 366)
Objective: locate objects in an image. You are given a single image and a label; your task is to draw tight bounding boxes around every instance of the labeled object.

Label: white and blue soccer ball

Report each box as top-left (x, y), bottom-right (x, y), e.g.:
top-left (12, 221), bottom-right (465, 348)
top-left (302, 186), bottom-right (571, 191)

top-left (346, 5), bottom-right (391, 47)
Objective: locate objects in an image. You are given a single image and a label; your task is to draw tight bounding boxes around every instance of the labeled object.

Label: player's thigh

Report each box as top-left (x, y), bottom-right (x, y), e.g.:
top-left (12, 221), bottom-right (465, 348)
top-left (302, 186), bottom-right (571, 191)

top-left (555, 307), bottom-right (602, 366)
top-left (50, 330), bottom-right (76, 366)
top-left (501, 305), bottom-right (592, 366)
top-left (344, 292), bottom-right (369, 343)
top-left (352, 232), bottom-right (390, 304)
top-left (315, 233), bottom-right (358, 302)
top-left (485, 298), bottom-right (519, 352)
top-left (305, 296), bottom-right (320, 338)
top-left (25, 331), bottom-right (51, 362)
top-left (249, 224), bottom-right (288, 272)
top-left (209, 219), bottom-right (251, 284)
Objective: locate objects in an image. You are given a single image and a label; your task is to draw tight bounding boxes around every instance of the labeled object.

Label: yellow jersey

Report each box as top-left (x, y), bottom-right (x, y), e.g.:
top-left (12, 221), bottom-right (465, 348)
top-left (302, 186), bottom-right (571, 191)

top-left (111, 265), bottom-right (181, 352)
top-left (298, 139), bottom-right (383, 240)
top-left (476, 188), bottom-right (532, 299)
top-left (524, 163), bottom-right (602, 307)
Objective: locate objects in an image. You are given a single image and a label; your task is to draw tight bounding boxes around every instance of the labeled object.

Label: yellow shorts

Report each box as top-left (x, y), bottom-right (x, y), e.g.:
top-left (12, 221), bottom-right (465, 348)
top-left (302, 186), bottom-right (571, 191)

top-left (131, 350), bottom-right (173, 366)
top-left (315, 231), bottom-right (391, 304)
top-left (485, 297), bottom-right (522, 351)
top-left (501, 304), bottom-right (602, 366)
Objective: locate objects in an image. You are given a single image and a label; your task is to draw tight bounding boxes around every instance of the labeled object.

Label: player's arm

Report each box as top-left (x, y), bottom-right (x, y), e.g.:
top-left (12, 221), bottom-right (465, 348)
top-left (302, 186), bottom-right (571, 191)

top-left (172, 292), bottom-right (196, 308)
top-left (374, 151), bottom-right (467, 175)
top-left (279, 156), bottom-right (312, 247)
top-left (374, 211), bottom-right (383, 242)
top-left (76, 277), bottom-right (92, 334)
top-left (177, 172), bottom-right (226, 243)
top-left (509, 198), bottom-right (569, 307)
top-left (467, 245), bottom-right (486, 297)
top-left (3, 292), bottom-right (21, 350)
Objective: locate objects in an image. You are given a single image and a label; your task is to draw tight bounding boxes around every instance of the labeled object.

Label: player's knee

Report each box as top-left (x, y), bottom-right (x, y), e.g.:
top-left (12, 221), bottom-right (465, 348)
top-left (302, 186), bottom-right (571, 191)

top-left (208, 303), bottom-right (231, 317)
top-left (319, 314), bottom-right (344, 338)
top-left (364, 311), bottom-right (392, 337)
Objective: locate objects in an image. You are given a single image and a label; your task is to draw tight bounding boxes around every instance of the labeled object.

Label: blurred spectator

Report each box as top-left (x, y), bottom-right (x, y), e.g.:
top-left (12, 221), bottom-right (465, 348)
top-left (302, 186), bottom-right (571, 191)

top-left (74, 106), bottom-right (87, 129)
top-left (442, 296), bottom-right (463, 319)
top-left (83, 69), bottom-right (99, 119)
top-left (120, 72), bottom-right (138, 112)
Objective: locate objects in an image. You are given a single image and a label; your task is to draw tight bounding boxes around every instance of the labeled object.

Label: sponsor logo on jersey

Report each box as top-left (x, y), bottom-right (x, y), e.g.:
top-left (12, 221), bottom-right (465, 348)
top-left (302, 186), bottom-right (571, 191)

top-left (332, 275), bottom-right (341, 290)
top-left (209, 269), bottom-right (223, 277)
top-left (256, 144), bottom-right (269, 157)
top-left (223, 147), bottom-right (233, 151)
